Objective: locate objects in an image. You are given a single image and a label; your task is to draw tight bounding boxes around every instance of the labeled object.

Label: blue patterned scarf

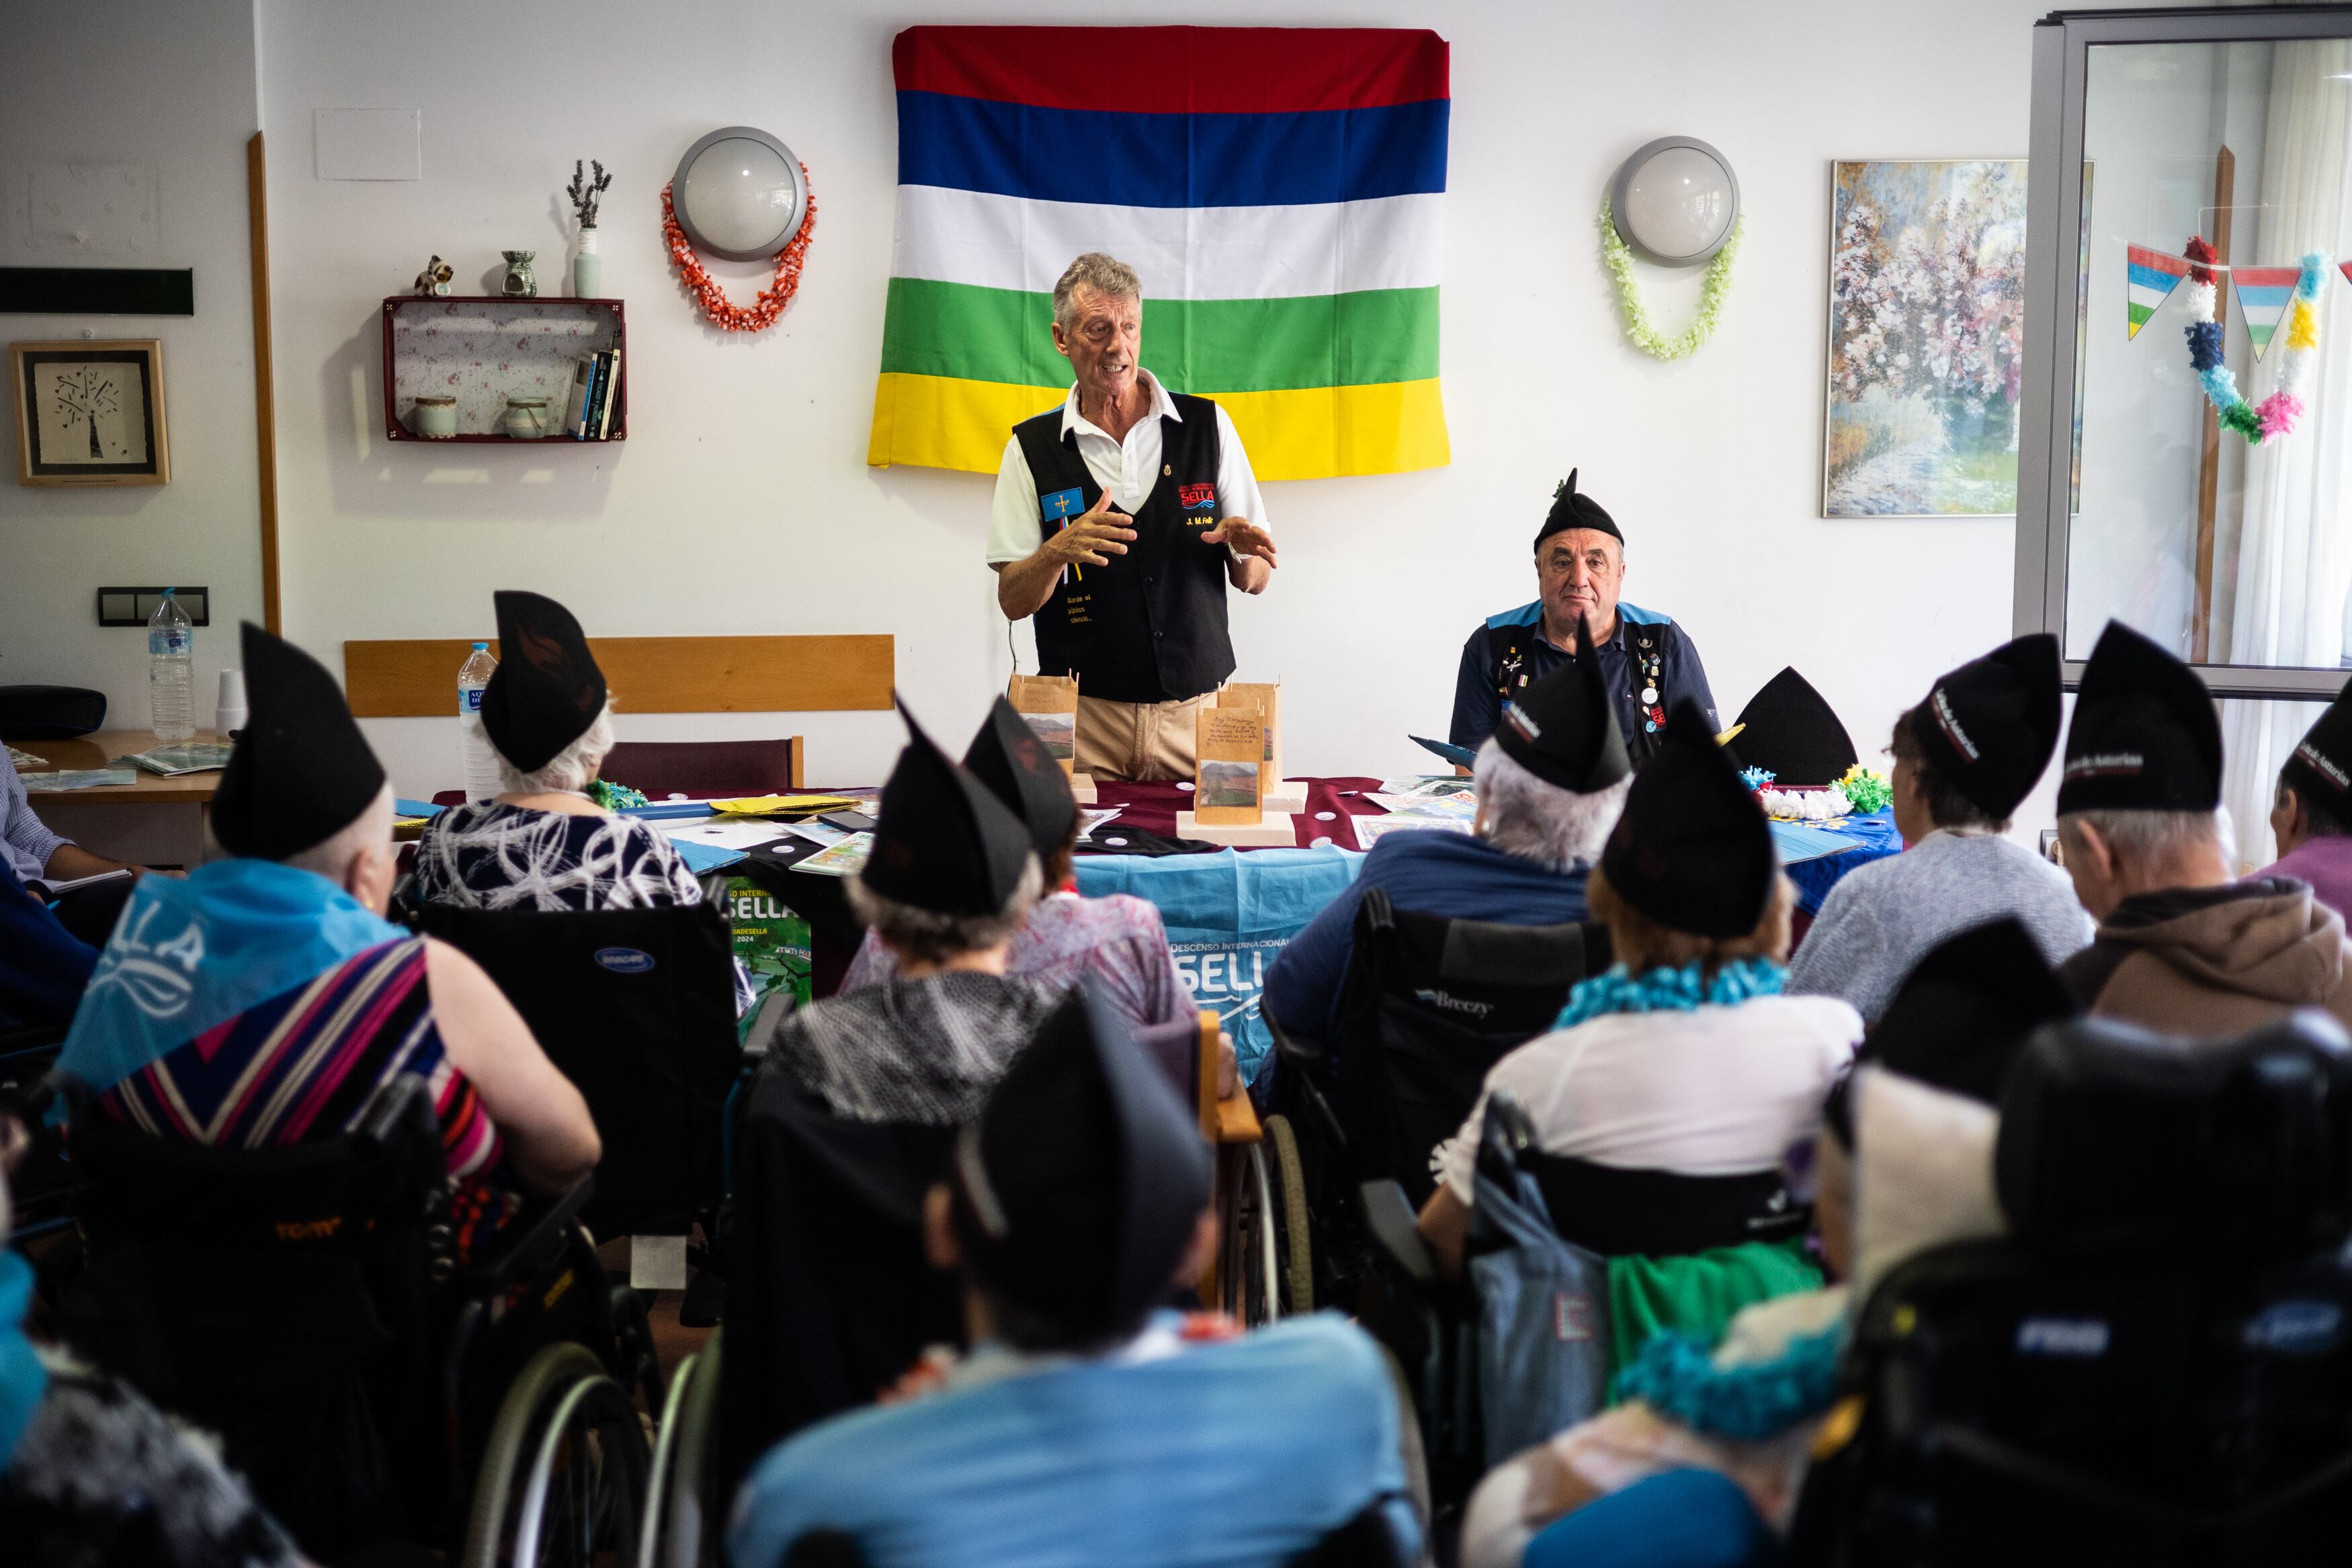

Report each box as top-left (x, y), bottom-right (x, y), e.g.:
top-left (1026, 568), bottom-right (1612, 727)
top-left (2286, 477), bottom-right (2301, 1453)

top-left (1554, 957), bottom-right (1788, 1032)
top-left (59, 859), bottom-right (404, 1098)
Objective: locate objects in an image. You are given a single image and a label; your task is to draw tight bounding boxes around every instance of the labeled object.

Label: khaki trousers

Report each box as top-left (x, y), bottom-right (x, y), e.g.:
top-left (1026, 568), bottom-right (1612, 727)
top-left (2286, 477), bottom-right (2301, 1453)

top-left (1075, 693), bottom-right (1206, 783)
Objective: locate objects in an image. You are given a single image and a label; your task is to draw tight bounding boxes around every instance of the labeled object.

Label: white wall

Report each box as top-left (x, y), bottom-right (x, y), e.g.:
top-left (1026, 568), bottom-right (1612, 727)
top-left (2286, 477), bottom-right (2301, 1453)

top-left (233, 0), bottom-right (2095, 810)
top-left (0, 0), bottom-right (261, 732)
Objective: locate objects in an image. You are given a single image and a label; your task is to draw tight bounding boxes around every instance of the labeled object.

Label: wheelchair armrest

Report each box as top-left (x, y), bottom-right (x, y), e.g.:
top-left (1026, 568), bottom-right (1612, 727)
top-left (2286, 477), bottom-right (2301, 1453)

top-left (1357, 1179), bottom-right (1437, 1286)
top-left (1265, 1012), bottom-right (1327, 1073)
top-left (470, 1175), bottom-right (597, 1295)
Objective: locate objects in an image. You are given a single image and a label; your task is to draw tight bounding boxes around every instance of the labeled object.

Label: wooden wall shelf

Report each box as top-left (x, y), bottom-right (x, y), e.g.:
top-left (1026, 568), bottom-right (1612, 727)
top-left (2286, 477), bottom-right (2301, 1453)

top-left (380, 294), bottom-right (626, 443)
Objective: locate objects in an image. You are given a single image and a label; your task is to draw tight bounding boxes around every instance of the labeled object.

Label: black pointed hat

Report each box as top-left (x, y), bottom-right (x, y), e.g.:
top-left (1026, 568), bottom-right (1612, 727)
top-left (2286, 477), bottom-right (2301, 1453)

top-left (2279, 676), bottom-right (2352, 815)
top-left (480, 591), bottom-right (607, 775)
top-left (2057, 621), bottom-right (2222, 814)
top-left (213, 623), bottom-right (388, 860)
top-left (964, 697), bottom-right (1079, 861)
top-left (1731, 668), bottom-right (1857, 788)
top-left (1911, 634), bottom-right (2063, 820)
top-left (1494, 613), bottom-right (1632, 793)
top-left (952, 975), bottom-right (1212, 1344)
top-left (859, 699), bottom-right (1036, 917)
top-left (1601, 699), bottom-right (1777, 938)
top-left (1533, 469), bottom-right (1622, 550)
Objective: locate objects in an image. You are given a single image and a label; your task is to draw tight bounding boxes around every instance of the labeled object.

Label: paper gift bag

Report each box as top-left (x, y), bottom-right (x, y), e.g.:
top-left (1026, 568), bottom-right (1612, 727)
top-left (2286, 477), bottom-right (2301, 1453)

top-left (1007, 672), bottom-right (1080, 776)
top-left (1218, 682), bottom-right (1282, 781)
top-left (1195, 707), bottom-right (1267, 825)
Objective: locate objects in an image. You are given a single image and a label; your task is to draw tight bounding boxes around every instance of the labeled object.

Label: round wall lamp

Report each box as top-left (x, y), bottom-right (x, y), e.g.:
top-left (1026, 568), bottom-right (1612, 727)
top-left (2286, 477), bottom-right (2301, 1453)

top-left (1607, 137), bottom-right (1740, 267)
top-left (671, 126), bottom-right (810, 261)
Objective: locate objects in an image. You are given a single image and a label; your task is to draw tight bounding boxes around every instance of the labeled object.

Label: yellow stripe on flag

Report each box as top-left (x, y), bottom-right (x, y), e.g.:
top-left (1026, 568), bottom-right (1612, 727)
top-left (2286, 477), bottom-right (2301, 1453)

top-left (868, 374), bottom-right (1450, 480)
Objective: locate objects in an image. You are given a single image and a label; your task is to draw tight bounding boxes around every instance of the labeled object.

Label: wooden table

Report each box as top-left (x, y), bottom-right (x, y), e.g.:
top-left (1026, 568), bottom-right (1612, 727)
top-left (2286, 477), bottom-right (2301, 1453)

top-left (15, 728), bottom-right (225, 869)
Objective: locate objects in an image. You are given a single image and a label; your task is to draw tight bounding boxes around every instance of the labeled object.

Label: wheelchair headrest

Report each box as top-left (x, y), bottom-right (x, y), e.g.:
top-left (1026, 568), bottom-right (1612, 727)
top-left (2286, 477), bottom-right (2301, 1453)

top-left (1997, 1010), bottom-right (2352, 1263)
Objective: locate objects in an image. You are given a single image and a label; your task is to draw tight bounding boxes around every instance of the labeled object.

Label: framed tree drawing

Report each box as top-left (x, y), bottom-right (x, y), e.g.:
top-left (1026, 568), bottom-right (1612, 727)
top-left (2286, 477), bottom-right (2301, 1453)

top-left (1823, 161), bottom-right (2025, 517)
top-left (11, 339), bottom-right (168, 486)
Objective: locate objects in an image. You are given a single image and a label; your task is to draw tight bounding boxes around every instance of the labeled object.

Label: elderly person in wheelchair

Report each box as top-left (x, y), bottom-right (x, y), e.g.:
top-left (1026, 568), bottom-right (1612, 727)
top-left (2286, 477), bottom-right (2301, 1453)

top-left (731, 977), bottom-right (1421, 1568)
top-left (61, 625), bottom-right (600, 1240)
top-left (1453, 918), bottom-right (2064, 1567)
top-left (1416, 703), bottom-right (1859, 1334)
top-left (1266, 619), bottom-right (1630, 1045)
top-left (414, 590), bottom-right (706, 914)
top-left (759, 705), bottom-right (1066, 1127)
top-left (844, 697), bottom-right (1201, 1039)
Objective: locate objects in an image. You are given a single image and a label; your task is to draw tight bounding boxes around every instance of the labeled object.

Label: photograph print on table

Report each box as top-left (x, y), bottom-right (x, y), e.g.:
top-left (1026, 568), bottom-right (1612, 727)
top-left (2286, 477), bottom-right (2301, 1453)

top-left (1823, 160), bottom-right (2025, 517)
top-left (11, 339), bottom-right (167, 485)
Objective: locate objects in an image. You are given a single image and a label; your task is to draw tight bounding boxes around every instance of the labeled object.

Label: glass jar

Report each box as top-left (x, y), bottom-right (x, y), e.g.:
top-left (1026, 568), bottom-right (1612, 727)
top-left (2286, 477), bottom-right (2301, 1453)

top-left (501, 395), bottom-right (552, 440)
top-left (411, 396), bottom-right (458, 439)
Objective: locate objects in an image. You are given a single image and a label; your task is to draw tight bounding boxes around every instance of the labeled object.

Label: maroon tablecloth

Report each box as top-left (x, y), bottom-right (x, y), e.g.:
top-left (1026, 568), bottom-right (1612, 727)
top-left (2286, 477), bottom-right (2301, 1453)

top-left (1086, 775), bottom-right (1389, 851)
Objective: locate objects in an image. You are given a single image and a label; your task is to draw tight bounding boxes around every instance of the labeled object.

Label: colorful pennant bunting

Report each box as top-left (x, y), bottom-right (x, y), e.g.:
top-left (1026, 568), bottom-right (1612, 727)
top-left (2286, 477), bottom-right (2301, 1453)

top-left (2231, 265), bottom-right (2304, 361)
top-left (2127, 244), bottom-right (2191, 339)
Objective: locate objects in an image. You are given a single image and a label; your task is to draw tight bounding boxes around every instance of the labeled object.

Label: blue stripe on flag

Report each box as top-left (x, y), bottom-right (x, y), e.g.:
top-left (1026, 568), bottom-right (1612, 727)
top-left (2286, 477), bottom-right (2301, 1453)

top-left (2128, 263), bottom-right (2181, 291)
top-left (896, 91), bottom-right (1450, 208)
top-left (2236, 285), bottom-right (2295, 308)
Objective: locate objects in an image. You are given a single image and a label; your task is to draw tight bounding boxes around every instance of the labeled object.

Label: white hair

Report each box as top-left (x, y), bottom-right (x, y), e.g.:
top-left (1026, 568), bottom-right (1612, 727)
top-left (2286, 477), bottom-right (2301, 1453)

top-left (1052, 251), bottom-right (1141, 333)
top-left (280, 782), bottom-right (396, 879)
top-left (496, 699), bottom-right (616, 795)
top-left (1472, 739), bottom-right (1629, 872)
top-left (846, 855), bottom-right (1045, 965)
top-left (2058, 805), bottom-right (2238, 871)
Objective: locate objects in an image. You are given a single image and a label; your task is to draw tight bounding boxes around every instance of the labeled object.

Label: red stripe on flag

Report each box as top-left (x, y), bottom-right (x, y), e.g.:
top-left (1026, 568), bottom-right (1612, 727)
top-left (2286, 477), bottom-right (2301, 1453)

top-left (892, 26), bottom-right (1449, 113)
top-left (2126, 245), bottom-right (2189, 277)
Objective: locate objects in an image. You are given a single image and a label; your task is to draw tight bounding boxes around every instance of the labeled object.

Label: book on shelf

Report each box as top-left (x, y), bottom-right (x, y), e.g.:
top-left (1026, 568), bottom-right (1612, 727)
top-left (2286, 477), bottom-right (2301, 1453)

top-left (574, 352), bottom-right (604, 440)
top-left (564, 356), bottom-right (595, 437)
top-left (596, 345), bottom-right (622, 437)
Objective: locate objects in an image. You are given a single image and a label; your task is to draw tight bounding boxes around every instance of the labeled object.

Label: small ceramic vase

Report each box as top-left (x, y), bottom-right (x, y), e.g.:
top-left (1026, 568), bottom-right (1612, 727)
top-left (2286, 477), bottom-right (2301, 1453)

top-left (573, 228), bottom-right (601, 299)
top-left (411, 396), bottom-right (458, 439)
top-left (501, 250), bottom-right (538, 298)
top-left (501, 395), bottom-right (551, 439)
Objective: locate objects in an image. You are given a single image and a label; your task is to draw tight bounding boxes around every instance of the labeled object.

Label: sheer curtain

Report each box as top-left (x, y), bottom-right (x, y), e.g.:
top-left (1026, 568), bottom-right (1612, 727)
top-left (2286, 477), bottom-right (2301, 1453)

top-left (2220, 39), bottom-right (2352, 867)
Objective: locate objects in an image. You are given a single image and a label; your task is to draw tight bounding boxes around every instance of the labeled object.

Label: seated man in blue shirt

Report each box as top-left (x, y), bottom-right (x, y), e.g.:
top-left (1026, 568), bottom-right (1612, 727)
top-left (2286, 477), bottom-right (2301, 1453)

top-left (1450, 472), bottom-right (1716, 765)
top-left (730, 977), bottom-right (1421, 1568)
top-left (1266, 621), bottom-right (1632, 1042)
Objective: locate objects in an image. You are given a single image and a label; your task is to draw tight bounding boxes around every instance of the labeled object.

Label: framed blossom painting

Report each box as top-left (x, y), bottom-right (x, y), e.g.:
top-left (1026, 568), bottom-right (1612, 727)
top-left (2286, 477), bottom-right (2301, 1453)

top-left (1823, 160), bottom-right (2025, 517)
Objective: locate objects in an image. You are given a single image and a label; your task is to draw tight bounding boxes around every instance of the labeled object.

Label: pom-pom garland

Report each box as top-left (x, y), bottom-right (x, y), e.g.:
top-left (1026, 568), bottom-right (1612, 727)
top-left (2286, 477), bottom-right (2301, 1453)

top-left (661, 168), bottom-right (818, 334)
top-left (2181, 238), bottom-right (2326, 445)
top-left (1837, 765), bottom-right (1892, 814)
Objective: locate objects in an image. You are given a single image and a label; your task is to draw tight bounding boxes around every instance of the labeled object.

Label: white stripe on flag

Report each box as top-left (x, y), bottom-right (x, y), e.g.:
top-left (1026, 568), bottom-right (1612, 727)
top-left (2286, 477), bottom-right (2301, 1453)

top-left (890, 185), bottom-right (1444, 300)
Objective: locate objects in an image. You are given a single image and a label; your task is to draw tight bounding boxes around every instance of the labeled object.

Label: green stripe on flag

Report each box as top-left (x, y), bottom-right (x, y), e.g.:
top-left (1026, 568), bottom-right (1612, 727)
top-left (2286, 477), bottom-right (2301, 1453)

top-left (878, 277), bottom-right (1441, 393)
top-left (2128, 302), bottom-right (2155, 326)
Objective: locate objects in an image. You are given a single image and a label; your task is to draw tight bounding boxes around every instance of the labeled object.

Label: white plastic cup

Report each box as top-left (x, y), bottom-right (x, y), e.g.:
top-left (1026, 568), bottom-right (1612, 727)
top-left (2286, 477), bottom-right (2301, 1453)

top-left (216, 668), bottom-right (249, 736)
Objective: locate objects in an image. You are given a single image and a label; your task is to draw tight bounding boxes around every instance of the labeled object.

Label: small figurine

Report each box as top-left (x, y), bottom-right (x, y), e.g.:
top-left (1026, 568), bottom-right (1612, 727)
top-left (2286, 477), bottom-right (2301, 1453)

top-left (413, 255), bottom-right (454, 297)
top-left (501, 249), bottom-right (538, 298)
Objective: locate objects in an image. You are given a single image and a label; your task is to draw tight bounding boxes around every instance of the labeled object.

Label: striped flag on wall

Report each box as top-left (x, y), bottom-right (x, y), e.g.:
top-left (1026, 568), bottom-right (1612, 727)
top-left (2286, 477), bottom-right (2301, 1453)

top-left (2230, 265), bottom-right (2303, 360)
top-left (867, 26), bottom-right (1452, 480)
top-left (2126, 244), bottom-right (2190, 339)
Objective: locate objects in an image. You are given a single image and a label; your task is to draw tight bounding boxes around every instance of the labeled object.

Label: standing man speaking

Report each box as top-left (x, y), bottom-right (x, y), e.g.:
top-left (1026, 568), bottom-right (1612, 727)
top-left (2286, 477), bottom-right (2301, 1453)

top-left (989, 253), bottom-right (1279, 782)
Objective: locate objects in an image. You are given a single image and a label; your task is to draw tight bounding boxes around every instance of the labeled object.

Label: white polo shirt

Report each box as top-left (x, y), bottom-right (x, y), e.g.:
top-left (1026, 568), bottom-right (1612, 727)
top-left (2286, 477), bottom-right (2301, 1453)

top-left (985, 370), bottom-right (1270, 565)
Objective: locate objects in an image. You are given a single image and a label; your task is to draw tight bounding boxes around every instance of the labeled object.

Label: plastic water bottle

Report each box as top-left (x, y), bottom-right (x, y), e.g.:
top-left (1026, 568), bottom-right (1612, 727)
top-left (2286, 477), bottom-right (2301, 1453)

top-left (147, 589), bottom-right (195, 740)
top-left (458, 642), bottom-right (502, 802)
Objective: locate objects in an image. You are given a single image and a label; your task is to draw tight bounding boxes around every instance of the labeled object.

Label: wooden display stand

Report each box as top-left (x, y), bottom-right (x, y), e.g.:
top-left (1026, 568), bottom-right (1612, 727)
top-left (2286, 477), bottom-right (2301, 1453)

top-left (1070, 772), bottom-right (1098, 803)
top-left (1261, 779), bottom-right (1308, 814)
top-left (1176, 810), bottom-right (1295, 846)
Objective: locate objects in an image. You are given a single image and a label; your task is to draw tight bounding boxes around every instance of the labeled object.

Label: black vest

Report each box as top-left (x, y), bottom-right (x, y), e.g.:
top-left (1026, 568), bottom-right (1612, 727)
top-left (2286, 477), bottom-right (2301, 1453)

top-left (1013, 395), bottom-right (1233, 704)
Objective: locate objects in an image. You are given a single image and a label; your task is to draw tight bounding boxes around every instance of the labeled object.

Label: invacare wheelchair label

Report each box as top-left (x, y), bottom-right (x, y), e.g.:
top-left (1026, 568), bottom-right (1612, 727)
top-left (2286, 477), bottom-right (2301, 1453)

top-left (2015, 1317), bottom-right (2110, 1357)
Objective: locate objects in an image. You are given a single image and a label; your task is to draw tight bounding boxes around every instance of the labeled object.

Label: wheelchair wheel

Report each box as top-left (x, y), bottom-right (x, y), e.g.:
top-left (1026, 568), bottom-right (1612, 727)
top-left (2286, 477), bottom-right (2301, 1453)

top-left (1264, 1115), bottom-right (1314, 1315)
top-left (634, 1348), bottom-right (699, 1568)
top-left (1228, 1142), bottom-right (1283, 1327)
top-left (463, 1340), bottom-right (651, 1568)
top-left (653, 1326), bottom-right (722, 1568)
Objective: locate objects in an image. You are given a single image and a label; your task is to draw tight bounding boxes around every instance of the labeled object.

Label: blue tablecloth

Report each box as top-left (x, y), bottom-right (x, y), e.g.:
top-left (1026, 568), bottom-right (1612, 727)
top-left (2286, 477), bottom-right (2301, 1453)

top-left (1075, 846), bottom-right (1363, 1082)
top-left (1779, 808), bottom-right (1903, 915)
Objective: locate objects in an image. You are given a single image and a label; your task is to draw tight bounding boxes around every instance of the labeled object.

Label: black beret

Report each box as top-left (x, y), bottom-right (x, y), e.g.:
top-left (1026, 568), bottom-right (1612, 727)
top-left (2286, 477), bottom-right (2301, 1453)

top-left (480, 591), bottom-right (607, 775)
top-left (2057, 621), bottom-right (2221, 814)
top-left (1600, 699), bottom-right (1775, 938)
top-left (2280, 676), bottom-right (2352, 815)
top-left (1534, 469), bottom-right (1622, 552)
top-left (1493, 614), bottom-right (1632, 794)
top-left (1732, 668), bottom-right (1857, 789)
top-left (964, 697), bottom-right (1079, 862)
top-left (1910, 634), bottom-right (2062, 820)
top-left (860, 700), bottom-right (1036, 918)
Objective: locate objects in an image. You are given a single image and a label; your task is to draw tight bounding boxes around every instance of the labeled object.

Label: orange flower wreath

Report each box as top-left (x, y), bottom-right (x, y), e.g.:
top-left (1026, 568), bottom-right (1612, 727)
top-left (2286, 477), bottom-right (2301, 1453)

top-left (660, 165), bottom-right (816, 333)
